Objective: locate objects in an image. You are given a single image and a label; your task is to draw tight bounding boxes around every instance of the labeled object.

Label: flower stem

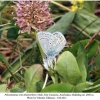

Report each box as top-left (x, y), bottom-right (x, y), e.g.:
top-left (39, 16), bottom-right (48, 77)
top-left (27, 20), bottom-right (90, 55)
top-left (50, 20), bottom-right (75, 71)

top-left (50, 1), bottom-right (71, 11)
top-left (42, 73), bottom-right (48, 89)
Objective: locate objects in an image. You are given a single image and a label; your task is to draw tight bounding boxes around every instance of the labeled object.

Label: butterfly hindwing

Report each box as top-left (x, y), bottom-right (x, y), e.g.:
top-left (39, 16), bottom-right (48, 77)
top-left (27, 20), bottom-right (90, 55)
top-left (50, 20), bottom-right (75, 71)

top-left (49, 32), bottom-right (66, 56)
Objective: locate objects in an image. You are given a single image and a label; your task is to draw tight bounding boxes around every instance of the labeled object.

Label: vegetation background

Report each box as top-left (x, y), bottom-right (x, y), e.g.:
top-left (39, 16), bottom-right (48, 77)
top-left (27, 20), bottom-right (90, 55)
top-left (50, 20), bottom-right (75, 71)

top-left (0, 0), bottom-right (100, 92)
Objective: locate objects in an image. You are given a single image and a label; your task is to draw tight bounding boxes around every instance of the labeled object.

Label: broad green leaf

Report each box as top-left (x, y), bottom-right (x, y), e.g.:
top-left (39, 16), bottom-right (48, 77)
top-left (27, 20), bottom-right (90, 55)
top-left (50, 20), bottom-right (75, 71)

top-left (36, 81), bottom-right (44, 92)
top-left (41, 83), bottom-right (74, 92)
top-left (74, 82), bottom-right (93, 92)
top-left (84, 1), bottom-right (96, 13)
top-left (77, 42), bottom-right (88, 70)
top-left (47, 12), bottom-right (75, 34)
top-left (24, 64), bottom-right (43, 92)
top-left (85, 41), bottom-right (98, 59)
top-left (69, 39), bottom-right (98, 59)
top-left (77, 54), bottom-right (87, 82)
top-left (74, 9), bottom-right (100, 36)
top-left (7, 27), bottom-right (19, 40)
top-left (69, 40), bottom-right (88, 57)
top-left (10, 82), bottom-right (25, 93)
top-left (56, 51), bottom-right (82, 85)
top-left (95, 54), bottom-right (100, 69)
top-left (86, 64), bottom-right (94, 81)
top-left (0, 84), bottom-right (10, 92)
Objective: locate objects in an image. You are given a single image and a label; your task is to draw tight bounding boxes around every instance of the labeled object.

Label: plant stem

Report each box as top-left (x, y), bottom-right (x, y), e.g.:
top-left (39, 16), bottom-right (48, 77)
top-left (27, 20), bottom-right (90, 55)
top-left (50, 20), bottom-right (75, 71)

top-left (50, 1), bottom-right (71, 11)
top-left (74, 18), bottom-right (99, 41)
top-left (72, 24), bottom-right (100, 44)
top-left (54, 73), bottom-right (58, 84)
top-left (85, 29), bottom-right (100, 50)
top-left (17, 39), bottom-right (23, 68)
top-left (4, 63), bottom-right (19, 83)
top-left (0, 23), bottom-right (10, 27)
top-left (42, 73), bottom-right (48, 89)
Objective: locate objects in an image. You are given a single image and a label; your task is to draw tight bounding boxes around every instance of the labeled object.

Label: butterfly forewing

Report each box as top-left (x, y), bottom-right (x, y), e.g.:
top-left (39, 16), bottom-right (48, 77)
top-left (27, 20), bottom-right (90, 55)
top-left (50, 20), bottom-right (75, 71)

top-left (37, 32), bottom-right (53, 55)
top-left (37, 31), bottom-right (66, 57)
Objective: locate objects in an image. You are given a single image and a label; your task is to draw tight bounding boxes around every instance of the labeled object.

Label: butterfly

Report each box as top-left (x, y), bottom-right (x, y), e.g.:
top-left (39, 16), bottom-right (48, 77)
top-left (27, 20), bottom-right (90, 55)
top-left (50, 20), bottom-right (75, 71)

top-left (37, 31), bottom-right (66, 70)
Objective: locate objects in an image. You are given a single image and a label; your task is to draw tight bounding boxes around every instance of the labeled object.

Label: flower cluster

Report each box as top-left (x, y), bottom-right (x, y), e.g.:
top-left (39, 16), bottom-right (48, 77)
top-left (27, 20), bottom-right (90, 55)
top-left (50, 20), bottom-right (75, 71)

top-left (14, 0), bottom-right (53, 33)
top-left (71, 0), bottom-right (84, 12)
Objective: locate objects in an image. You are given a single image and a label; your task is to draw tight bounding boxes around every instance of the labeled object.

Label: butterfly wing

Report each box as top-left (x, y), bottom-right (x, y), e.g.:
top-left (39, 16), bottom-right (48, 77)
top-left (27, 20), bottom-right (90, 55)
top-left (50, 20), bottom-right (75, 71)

top-left (37, 31), bottom-right (54, 70)
top-left (49, 32), bottom-right (66, 56)
top-left (37, 31), bottom-right (66, 70)
top-left (37, 31), bottom-right (53, 55)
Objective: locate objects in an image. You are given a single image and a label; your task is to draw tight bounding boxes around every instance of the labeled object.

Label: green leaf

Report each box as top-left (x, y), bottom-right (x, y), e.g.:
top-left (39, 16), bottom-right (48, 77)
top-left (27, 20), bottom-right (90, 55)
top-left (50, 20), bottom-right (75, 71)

top-left (74, 82), bottom-right (93, 92)
top-left (83, 84), bottom-right (100, 92)
top-left (86, 64), bottom-right (94, 81)
top-left (0, 25), bottom-right (15, 32)
top-left (69, 40), bottom-right (88, 57)
top-left (0, 1), bottom-right (10, 14)
top-left (2, 42), bottom-right (36, 82)
top-left (0, 52), bottom-right (9, 66)
top-left (56, 51), bottom-right (82, 85)
top-left (84, 1), bottom-right (96, 13)
top-left (77, 54), bottom-right (87, 82)
top-left (83, 79), bottom-right (100, 92)
top-left (41, 83), bottom-right (74, 92)
top-left (7, 27), bottom-right (19, 40)
top-left (93, 79), bottom-right (100, 86)
top-left (0, 30), bottom-right (2, 38)
top-left (95, 54), bottom-right (100, 69)
top-left (70, 39), bottom-right (98, 59)
top-left (10, 82), bottom-right (25, 93)
top-left (47, 12), bottom-right (75, 34)
top-left (0, 84), bottom-right (10, 92)
top-left (77, 42), bottom-right (88, 70)
top-left (74, 9), bottom-right (100, 36)
top-left (36, 81), bottom-right (44, 92)
top-left (85, 41), bottom-right (98, 59)
top-left (92, 69), bottom-right (100, 82)
top-left (24, 64), bottom-right (43, 92)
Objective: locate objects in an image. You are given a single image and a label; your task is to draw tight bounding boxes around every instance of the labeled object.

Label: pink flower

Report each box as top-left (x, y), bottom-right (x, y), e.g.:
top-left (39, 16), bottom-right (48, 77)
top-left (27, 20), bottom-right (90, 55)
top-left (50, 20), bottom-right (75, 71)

top-left (14, 0), bottom-right (53, 33)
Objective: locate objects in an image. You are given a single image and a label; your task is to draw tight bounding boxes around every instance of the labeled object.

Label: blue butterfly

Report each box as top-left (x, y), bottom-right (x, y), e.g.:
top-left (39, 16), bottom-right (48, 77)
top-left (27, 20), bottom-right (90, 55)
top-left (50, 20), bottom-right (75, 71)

top-left (37, 31), bottom-right (66, 70)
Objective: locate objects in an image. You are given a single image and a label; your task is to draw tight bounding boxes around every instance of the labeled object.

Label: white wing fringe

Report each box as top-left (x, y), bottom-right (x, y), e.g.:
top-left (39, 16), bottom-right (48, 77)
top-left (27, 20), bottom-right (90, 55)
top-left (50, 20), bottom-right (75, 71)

top-left (43, 57), bottom-right (56, 70)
